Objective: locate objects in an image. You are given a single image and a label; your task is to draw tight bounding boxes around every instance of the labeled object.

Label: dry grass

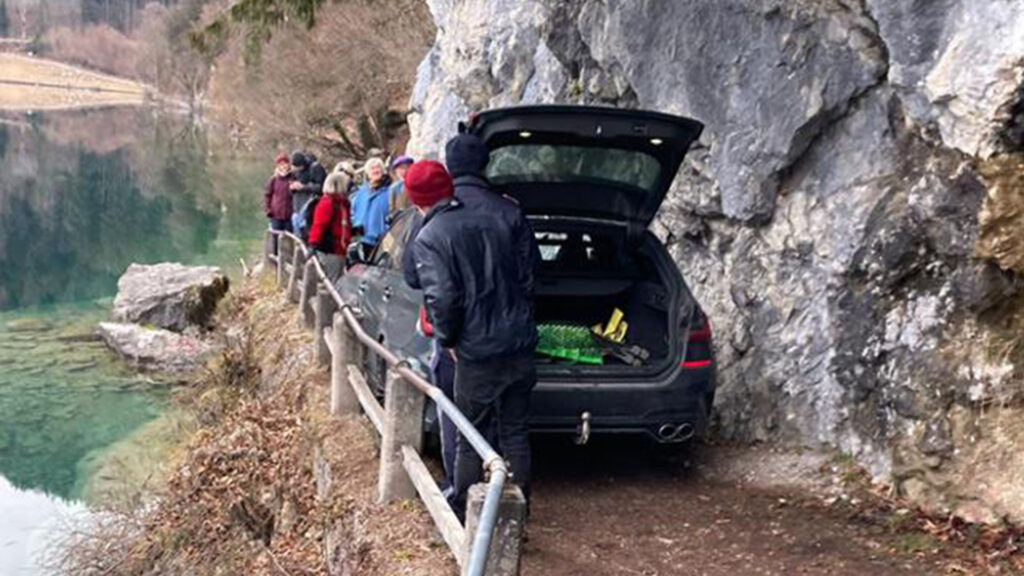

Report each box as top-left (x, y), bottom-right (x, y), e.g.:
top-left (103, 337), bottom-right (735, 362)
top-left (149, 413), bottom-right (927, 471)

top-left (50, 273), bottom-right (455, 576)
top-left (0, 53), bottom-right (149, 111)
top-left (0, 53), bottom-right (148, 93)
top-left (0, 83), bottom-right (147, 111)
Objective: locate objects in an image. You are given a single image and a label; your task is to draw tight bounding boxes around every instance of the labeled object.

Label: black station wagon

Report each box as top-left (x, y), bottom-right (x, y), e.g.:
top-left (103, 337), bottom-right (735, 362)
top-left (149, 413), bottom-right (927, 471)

top-left (338, 105), bottom-right (715, 445)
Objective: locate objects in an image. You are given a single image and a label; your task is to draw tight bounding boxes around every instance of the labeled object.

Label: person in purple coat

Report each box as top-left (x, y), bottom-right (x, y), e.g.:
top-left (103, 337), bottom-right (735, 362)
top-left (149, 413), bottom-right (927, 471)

top-left (265, 153), bottom-right (294, 253)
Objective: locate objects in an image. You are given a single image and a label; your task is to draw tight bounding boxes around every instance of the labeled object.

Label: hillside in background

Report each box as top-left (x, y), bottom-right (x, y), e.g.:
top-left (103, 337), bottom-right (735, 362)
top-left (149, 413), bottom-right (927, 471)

top-left (0, 52), bottom-right (149, 110)
top-left (204, 0), bottom-right (434, 156)
top-left (1, 0), bottom-right (214, 109)
top-left (1, 0), bottom-right (434, 155)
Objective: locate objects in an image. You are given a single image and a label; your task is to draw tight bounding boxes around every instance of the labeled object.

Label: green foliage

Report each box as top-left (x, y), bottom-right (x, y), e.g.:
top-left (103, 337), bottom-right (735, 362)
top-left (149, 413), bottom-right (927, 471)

top-left (191, 0), bottom-right (337, 64)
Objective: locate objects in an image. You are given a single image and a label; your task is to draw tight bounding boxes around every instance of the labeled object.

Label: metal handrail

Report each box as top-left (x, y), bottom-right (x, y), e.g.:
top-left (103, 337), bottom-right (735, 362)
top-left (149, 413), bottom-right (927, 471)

top-left (268, 230), bottom-right (509, 576)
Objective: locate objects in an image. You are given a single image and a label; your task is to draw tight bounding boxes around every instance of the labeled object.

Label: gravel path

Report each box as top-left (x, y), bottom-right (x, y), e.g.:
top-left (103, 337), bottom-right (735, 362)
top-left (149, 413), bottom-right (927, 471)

top-left (521, 439), bottom-right (950, 576)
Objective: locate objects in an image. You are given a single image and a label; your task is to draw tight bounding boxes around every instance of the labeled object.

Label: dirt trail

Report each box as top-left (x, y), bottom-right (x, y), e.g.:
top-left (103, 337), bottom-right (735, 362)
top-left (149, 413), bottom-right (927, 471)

top-left (521, 439), bottom-right (958, 576)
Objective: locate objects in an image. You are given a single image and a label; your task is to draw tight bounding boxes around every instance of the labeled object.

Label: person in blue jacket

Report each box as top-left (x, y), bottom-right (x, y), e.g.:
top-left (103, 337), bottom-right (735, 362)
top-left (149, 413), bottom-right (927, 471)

top-left (349, 157), bottom-right (391, 252)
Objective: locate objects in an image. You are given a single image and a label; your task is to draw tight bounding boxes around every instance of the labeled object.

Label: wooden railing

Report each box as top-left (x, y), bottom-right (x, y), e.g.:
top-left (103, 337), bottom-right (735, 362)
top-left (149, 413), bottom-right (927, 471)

top-left (264, 231), bottom-right (526, 576)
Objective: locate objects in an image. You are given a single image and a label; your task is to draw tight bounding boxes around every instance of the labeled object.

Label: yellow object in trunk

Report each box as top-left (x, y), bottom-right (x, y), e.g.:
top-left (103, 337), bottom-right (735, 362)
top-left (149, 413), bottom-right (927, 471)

top-left (593, 308), bottom-right (628, 343)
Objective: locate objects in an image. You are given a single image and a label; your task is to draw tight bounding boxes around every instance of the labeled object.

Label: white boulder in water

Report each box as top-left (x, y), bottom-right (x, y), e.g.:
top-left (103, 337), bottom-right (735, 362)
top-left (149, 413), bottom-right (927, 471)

top-left (96, 322), bottom-right (216, 373)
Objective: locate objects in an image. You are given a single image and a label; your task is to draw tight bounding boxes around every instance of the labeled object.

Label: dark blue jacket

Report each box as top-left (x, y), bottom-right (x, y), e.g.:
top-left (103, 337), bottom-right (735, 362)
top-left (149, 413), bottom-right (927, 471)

top-left (406, 190), bottom-right (539, 361)
top-left (452, 175), bottom-right (539, 300)
top-left (291, 161), bottom-right (327, 214)
top-left (403, 176), bottom-right (539, 290)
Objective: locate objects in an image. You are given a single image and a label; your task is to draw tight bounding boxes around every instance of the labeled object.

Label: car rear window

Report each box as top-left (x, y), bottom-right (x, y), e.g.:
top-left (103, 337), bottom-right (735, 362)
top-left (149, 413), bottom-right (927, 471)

top-left (488, 144), bottom-right (661, 191)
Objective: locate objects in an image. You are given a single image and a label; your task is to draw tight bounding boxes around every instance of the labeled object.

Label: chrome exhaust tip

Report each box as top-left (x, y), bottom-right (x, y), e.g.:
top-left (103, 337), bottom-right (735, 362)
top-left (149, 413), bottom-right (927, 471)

top-left (657, 422), bottom-right (695, 442)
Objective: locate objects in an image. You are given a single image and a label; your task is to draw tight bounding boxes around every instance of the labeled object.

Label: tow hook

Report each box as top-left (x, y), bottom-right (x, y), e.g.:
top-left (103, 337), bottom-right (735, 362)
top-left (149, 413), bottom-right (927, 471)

top-left (575, 411), bottom-right (591, 446)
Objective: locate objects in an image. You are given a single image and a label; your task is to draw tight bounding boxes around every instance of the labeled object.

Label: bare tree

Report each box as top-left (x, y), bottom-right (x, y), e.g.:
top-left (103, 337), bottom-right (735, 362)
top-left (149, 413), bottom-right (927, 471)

top-left (14, 0), bottom-right (27, 39)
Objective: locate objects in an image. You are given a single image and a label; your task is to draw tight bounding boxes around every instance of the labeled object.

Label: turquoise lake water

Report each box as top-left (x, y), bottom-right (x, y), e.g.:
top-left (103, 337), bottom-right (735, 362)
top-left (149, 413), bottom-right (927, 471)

top-left (0, 108), bottom-right (267, 575)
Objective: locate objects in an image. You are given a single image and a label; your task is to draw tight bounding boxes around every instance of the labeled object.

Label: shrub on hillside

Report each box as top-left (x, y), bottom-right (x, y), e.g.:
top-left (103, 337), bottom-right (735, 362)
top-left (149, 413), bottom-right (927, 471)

top-left (43, 24), bottom-right (144, 81)
top-left (205, 0), bottom-right (434, 157)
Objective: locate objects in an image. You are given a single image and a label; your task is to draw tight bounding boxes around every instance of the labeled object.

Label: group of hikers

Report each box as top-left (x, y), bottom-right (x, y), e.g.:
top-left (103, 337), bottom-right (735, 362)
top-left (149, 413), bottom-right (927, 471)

top-left (263, 134), bottom-right (539, 520)
top-left (264, 150), bottom-right (415, 273)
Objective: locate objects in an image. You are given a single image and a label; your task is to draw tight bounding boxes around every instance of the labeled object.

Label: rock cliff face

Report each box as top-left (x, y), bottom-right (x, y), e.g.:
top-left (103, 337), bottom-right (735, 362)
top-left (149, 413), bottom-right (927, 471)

top-left (406, 0), bottom-right (1024, 522)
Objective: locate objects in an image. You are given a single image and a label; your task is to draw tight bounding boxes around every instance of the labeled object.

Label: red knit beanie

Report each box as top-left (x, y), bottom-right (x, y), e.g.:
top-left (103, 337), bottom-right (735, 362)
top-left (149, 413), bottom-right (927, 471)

top-left (275, 153), bottom-right (289, 165)
top-left (404, 160), bottom-right (454, 208)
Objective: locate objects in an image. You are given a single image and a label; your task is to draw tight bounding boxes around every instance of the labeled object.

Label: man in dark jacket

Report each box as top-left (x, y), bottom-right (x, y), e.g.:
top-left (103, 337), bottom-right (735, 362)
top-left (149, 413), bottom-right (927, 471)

top-left (403, 159), bottom-right (539, 520)
top-left (445, 134), bottom-right (540, 294)
top-left (289, 151), bottom-right (327, 236)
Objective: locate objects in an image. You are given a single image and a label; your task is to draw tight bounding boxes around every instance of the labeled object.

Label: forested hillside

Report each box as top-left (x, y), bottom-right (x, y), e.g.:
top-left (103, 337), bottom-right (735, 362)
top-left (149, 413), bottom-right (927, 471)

top-left (1, 0), bottom-right (434, 154)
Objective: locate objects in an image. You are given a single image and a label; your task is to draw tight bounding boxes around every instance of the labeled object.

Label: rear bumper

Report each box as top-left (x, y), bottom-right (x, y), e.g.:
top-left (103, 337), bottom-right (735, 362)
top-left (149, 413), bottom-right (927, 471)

top-left (423, 364), bottom-right (716, 443)
top-left (529, 364), bottom-right (715, 443)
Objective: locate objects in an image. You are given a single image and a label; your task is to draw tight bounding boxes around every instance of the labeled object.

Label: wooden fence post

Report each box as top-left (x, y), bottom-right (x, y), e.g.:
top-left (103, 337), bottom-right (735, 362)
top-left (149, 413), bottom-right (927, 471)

top-left (287, 247), bottom-right (303, 302)
top-left (314, 286), bottom-right (337, 366)
top-left (378, 369), bottom-right (424, 503)
top-left (331, 313), bottom-right (359, 416)
top-left (463, 484), bottom-right (527, 576)
top-left (264, 230), bottom-right (273, 267)
top-left (276, 235), bottom-right (289, 289)
top-left (298, 259), bottom-right (317, 328)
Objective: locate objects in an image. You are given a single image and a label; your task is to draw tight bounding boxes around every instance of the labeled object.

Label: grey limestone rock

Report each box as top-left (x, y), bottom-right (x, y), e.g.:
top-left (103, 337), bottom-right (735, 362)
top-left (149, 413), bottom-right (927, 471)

top-left (112, 263), bottom-right (229, 332)
top-left (97, 322), bottom-right (216, 373)
top-left (408, 0), bottom-right (1024, 521)
top-left (868, 0), bottom-right (1024, 156)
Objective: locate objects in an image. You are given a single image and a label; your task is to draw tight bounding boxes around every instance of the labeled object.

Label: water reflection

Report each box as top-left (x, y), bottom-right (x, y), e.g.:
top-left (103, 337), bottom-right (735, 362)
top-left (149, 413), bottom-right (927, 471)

top-left (0, 111), bottom-right (236, 310)
top-left (0, 107), bottom-right (266, 574)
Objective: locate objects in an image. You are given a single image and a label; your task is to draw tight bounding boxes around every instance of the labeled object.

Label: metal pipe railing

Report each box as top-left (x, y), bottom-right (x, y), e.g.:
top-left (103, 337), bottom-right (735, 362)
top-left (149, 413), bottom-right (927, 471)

top-left (267, 230), bottom-right (511, 576)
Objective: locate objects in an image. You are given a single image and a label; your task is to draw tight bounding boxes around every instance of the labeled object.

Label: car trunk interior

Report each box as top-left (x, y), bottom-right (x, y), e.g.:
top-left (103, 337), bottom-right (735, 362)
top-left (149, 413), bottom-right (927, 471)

top-left (532, 222), bottom-right (678, 376)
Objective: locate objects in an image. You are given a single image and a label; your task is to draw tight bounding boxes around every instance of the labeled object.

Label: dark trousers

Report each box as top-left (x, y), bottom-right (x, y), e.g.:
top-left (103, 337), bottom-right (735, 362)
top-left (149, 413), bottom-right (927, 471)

top-left (269, 218), bottom-right (292, 254)
top-left (452, 350), bottom-right (536, 519)
top-left (431, 342), bottom-right (458, 494)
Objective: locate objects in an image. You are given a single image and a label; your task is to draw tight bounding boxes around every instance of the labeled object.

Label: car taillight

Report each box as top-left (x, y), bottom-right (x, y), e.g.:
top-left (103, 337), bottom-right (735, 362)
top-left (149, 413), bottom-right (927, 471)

top-left (688, 318), bottom-right (711, 343)
top-left (681, 310), bottom-right (713, 369)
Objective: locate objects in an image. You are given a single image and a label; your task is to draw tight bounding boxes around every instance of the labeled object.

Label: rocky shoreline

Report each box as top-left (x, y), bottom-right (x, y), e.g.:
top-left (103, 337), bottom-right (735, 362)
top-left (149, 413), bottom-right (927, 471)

top-left (55, 273), bottom-right (455, 576)
top-left (97, 263), bottom-right (229, 373)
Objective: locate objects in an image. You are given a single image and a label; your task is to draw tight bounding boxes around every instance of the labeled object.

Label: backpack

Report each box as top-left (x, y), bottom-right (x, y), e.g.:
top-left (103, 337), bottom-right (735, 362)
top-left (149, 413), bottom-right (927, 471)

top-left (298, 194), bottom-right (320, 243)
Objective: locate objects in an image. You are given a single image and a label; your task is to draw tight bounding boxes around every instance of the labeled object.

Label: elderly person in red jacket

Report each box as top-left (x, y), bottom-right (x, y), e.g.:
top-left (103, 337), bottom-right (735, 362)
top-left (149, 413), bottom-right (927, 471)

top-left (265, 153), bottom-right (294, 254)
top-left (308, 170), bottom-right (353, 280)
